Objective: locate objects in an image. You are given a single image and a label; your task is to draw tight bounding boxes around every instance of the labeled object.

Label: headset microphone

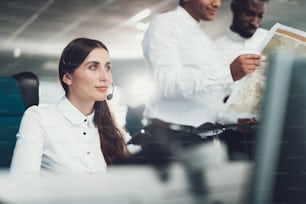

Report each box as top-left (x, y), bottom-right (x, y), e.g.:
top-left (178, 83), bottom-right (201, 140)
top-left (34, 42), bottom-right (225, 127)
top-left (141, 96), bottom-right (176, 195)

top-left (107, 83), bottom-right (114, 100)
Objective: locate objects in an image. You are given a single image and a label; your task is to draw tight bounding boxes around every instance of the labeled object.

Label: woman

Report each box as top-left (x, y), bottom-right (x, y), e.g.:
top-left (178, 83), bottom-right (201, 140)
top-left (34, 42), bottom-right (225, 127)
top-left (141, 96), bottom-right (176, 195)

top-left (10, 38), bottom-right (132, 173)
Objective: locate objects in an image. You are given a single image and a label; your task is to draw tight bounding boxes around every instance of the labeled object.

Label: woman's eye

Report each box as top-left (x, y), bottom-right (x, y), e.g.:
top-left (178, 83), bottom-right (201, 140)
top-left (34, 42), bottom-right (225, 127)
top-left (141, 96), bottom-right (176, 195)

top-left (88, 64), bottom-right (98, 70)
top-left (105, 65), bottom-right (112, 71)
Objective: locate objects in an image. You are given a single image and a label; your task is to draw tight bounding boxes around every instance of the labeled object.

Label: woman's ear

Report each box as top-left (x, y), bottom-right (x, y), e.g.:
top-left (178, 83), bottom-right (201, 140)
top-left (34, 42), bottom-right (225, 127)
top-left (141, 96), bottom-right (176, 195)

top-left (62, 72), bottom-right (72, 86)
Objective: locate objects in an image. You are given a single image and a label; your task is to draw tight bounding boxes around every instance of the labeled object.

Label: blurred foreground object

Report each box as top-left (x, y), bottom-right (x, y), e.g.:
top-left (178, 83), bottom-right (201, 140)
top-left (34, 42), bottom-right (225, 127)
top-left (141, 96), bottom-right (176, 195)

top-left (248, 52), bottom-right (306, 203)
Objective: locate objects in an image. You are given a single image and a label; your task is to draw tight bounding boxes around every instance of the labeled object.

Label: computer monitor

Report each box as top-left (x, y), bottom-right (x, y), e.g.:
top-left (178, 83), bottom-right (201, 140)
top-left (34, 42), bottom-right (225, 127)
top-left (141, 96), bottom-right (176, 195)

top-left (249, 51), bottom-right (306, 203)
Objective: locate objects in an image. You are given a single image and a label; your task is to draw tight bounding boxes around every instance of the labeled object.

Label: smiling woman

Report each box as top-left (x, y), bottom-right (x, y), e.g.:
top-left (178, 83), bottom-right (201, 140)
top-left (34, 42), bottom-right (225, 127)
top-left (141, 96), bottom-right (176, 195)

top-left (10, 38), bottom-right (134, 174)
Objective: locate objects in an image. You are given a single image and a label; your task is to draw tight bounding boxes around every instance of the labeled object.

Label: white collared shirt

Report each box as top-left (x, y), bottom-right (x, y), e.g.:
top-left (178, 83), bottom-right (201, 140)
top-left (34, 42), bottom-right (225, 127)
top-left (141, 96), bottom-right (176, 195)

top-left (141, 6), bottom-right (233, 127)
top-left (10, 97), bottom-right (126, 174)
top-left (215, 28), bottom-right (268, 69)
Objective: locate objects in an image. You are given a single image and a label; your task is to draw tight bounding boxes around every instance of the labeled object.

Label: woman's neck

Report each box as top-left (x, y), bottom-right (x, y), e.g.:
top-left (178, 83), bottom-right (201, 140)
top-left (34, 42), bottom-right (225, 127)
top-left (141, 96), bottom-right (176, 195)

top-left (66, 94), bottom-right (94, 116)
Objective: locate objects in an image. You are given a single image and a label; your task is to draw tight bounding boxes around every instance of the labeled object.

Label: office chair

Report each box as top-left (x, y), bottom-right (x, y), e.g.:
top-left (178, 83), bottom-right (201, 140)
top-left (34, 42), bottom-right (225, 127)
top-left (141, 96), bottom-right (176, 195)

top-left (12, 71), bottom-right (39, 109)
top-left (0, 72), bottom-right (39, 168)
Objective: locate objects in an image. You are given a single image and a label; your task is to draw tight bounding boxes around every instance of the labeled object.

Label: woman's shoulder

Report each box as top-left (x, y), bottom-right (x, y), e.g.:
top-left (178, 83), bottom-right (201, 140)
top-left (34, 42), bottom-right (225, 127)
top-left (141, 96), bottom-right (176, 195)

top-left (18, 104), bottom-right (58, 132)
top-left (23, 104), bottom-right (58, 120)
top-left (25, 103), bottom-right (56, 113)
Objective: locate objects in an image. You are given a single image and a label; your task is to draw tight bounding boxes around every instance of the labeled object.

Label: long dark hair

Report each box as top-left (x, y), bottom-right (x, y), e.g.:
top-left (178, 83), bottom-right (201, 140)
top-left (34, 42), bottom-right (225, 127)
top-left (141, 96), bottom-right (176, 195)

top-left (58, 38), bottom-right (129, 165)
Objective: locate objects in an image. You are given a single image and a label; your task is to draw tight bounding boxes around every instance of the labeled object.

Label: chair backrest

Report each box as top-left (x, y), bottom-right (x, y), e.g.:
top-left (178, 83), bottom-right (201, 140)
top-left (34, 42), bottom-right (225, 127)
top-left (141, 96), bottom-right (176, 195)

top-left (0, 72), bottom-right (39, 168)
top-left (12, 71), bottom-right (39, 109)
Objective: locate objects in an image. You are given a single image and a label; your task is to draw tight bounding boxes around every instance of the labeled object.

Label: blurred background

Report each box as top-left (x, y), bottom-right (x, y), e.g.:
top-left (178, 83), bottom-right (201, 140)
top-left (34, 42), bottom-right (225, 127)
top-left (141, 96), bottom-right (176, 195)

top-left (0, 0), bottom-right (305, 131)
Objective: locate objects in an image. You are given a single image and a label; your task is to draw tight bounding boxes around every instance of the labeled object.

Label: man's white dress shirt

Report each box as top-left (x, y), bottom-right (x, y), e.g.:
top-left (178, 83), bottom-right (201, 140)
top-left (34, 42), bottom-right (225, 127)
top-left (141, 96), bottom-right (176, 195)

top-left (10, 97), bottom-right (134, 174)
top-left (142, 6), bottom-right (233, 127)
top-left (215, 28), bottom-right (268, 70)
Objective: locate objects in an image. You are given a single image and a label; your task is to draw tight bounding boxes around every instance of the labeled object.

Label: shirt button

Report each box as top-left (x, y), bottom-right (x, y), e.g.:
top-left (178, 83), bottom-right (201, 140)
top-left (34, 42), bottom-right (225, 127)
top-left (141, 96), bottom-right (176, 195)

top-left (83, 132), bottom-right (87, 135)
top-left (84, 119), bottom-right (87, 122)
top-left (87, 151), bottom-right (90, 155)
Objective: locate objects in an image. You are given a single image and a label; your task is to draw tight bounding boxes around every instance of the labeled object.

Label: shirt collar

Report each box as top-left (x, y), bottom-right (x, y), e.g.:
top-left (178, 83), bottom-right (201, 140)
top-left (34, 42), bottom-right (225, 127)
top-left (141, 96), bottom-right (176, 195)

top-left (176, 5), bottom-right (200, 28)
top-left (57, 96), bottom-right (95, 128)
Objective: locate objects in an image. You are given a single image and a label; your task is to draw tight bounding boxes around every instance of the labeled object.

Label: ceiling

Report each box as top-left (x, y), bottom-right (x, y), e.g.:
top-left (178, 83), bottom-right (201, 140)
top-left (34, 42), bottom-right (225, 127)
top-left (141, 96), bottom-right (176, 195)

top-left (0, 0), bottom-right (305, 84)
top-left (0, 0), bottom-right (176, 81)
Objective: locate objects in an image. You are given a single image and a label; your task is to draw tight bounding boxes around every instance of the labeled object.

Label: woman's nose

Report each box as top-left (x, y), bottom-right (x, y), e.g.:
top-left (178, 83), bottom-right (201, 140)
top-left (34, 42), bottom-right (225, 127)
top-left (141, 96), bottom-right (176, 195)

top-left (98, 68), bottom-right (111, 82)
top-left (98, 69), bottom-right (106, 81)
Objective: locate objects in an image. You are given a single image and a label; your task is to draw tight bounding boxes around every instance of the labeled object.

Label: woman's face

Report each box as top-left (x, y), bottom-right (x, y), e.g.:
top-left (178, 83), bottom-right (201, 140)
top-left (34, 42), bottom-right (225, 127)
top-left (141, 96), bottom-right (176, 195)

top-left (64, 48), bottom-right (112, 103)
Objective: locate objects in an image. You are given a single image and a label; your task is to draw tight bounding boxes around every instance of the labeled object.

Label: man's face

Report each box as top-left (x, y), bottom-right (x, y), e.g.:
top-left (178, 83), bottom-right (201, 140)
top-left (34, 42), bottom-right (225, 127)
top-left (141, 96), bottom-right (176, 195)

top-left (184, 0), bottom-right (222, 22)
top-left (233, 0), bottom-right (267, 38)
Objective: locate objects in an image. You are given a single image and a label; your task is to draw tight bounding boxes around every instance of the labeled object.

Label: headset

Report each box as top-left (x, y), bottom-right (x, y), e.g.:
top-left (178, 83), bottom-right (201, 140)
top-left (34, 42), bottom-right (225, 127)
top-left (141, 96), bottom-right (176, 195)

top-left (107, 83), bottom-right (114, 100)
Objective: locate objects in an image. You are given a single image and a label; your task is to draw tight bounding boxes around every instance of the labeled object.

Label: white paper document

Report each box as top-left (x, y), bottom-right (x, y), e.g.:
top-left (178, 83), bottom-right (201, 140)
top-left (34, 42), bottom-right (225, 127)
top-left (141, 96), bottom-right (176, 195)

top-left (218, 23), bottom-right (306, 124)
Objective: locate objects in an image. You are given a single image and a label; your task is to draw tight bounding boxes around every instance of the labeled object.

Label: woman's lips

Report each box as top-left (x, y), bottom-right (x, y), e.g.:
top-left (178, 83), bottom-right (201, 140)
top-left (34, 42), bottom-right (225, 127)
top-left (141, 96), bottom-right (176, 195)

top-left (95, 86), bottom-right (108, 92)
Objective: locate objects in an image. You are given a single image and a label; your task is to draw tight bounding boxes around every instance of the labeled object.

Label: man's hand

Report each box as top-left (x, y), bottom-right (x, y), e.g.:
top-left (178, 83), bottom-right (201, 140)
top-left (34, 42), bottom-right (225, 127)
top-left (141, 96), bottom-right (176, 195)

top-left (230, 54), bottom-right (263, 81)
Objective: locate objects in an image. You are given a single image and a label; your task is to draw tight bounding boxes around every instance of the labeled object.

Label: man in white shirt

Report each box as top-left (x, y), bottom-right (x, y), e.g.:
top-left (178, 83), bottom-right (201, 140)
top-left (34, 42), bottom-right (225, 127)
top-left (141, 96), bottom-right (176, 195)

top-left (213, 0), bottom-right (269, 160)
top-left (142, 0), bottom-right (262, 128)
top-left (135, 0), bottom-right (263, 161)
top-left (215, 0), bottom-right (269, 69)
